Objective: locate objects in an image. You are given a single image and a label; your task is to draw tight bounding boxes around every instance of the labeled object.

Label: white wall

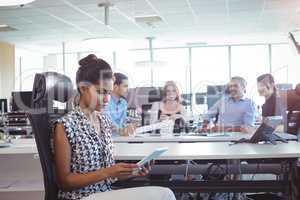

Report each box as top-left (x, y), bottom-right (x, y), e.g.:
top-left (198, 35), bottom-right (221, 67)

top-left (0, 41), bottom-right (15, 99)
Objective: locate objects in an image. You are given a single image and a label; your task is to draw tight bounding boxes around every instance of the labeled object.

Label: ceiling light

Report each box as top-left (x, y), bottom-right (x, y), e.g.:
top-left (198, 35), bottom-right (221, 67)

top-left (186, 42), bottom-right (208, 47)
top-left (135, 15), bottom-right (163, 28)
top-left (0, 0), bottom-right (35, 7)
top-left (135, 15), bottom-right (162, 24)
top-left (0, 24), bottom-right (17, 32)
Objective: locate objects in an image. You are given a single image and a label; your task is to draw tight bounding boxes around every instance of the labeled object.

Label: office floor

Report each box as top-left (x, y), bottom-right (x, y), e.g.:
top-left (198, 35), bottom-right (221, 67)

top-left (0, 191), bottom-right (44, 200)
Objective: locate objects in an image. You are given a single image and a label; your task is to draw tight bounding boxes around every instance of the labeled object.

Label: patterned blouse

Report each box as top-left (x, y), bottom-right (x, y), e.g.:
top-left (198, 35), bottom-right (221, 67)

top-left (54, 107), bottom-right (115, 200)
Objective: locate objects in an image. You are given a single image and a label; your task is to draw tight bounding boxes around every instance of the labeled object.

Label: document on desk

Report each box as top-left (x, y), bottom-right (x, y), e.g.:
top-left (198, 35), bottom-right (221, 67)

top-left (206, 132), bottom-right (229, 137)
top-left (134, 120), bottom-right (173, 135)
top-left (0, 141), bottom-right (11, 148)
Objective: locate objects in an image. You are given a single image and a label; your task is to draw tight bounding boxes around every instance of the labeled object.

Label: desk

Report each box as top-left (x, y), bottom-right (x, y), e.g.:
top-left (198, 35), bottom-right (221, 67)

top-left (2, 139), bottom-right (299, 160)
top-left (1, 139), bottom-right (300, 199)
top-left (0, 139), bottom-right (43, 200)
top-left (114, 141), bottom-right (300, 160)
top-left (113, 132), bottom-right (297, 143)
top-left (114, 141), bottom-right (300, 199)
top-left (0, 125), bottom-right (32, 136)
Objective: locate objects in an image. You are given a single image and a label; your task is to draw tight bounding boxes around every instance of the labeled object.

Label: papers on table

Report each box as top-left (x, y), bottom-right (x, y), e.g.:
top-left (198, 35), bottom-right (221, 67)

top-left (134, 120), bottom-right (174, 135)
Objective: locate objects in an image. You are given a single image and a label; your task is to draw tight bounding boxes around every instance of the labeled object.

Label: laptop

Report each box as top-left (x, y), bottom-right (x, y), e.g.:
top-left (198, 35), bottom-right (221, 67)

top-left (235, 116), bottom-right (288, 145)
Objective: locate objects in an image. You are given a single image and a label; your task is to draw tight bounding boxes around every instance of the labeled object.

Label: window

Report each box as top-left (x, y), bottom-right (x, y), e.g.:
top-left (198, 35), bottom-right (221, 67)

top-left (44, 54), bottom-right (64, 74)
top-left (271, 44), bottom-right (300, 86)
top-left (153, 49), bottom-right (189, 94)
top-left (15, 42), bottom-right (300, 115)
top-left (192, 47), bottom-right (229, 89)
top-left (231, 45), bottom-right (269, 99)
top-left (191, 47), bottom-right (229, 114)
top-left (116, 50), bottom-right (152, 88)
top-left (64, 53), bottom-right (79, 86)
top-left (15, 48), bottom-right (44, 91)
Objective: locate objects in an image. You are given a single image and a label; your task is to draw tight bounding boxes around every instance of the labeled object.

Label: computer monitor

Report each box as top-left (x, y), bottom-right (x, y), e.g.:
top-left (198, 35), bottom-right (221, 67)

top-left (126, 87), bottom-right (162, 109)
top-left (207, 85), bottom-right (228, 109)
top-left (181, 93), bottom-right (192, 106)
top-left (195, 93), bottom-right (206, 105)
top-left (149, 88), bottom-right (163, 103)
top-left (11, 91), bottom-right (32, 112)
top-left (0, 99), bottom-right (8, 113)
top-left (276, 83), bottom-right (293, 91)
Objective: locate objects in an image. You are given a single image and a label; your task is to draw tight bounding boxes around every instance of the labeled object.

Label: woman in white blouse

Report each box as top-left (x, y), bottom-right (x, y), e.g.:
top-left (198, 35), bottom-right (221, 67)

top-left (150, 81), bottom-right (187, 132)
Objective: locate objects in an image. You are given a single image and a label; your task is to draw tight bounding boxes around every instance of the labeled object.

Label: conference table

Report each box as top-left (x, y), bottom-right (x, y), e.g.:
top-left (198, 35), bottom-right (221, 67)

top-left (1, 138), bottom-right (300, 199)
top-left (113, 131), bottom-right (298, 143)
top-left (1, 138), bottom-right (299, 159)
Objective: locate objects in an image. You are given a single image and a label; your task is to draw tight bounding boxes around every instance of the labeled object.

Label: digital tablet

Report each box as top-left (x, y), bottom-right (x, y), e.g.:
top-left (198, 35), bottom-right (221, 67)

top-left (137, 147), bottom-right (168, 167)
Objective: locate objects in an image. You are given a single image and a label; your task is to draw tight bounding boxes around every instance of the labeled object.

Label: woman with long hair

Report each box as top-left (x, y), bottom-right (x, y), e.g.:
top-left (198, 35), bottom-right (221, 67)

top-left (150, 81), bottom-right (187, 133)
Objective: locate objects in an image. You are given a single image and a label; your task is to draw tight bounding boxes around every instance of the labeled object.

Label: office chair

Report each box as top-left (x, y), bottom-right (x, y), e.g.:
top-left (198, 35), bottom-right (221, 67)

top-left (28, 72), bottom-right (74, 200)
top-left (286, 83), bottom-right (300, 135)
top-left (141, 88), bottom-right (162, 125)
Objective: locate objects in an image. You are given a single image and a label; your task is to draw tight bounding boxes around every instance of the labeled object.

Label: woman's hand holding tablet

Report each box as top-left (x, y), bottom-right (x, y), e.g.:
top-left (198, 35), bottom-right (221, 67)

top-left (132, 147), bottom-right (168, 175)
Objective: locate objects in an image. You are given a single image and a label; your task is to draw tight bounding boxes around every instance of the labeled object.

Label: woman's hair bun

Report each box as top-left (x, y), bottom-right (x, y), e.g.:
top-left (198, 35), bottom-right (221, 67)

top-left (76, 54), bottom-right (113, 89)
top-left (79, 54), bottom-right (98, 67)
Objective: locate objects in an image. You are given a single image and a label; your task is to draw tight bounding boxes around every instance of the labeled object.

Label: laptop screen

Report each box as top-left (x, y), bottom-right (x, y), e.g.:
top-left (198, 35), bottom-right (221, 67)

top-left (249, 116), bottom-right (283, 143)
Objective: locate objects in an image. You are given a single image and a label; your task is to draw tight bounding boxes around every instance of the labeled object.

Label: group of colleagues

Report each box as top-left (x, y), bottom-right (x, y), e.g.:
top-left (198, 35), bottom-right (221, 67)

top-left (52, 54), bottom-right (286, 200)
top-left (104, 76), bottom-right (188, 136)
top-left (105, 71), bottom-right (284, 136)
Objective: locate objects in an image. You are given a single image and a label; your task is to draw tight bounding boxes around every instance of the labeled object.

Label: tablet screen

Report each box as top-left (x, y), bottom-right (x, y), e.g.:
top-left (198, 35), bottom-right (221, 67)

top-left (137, 147), bottom-right (168, 167)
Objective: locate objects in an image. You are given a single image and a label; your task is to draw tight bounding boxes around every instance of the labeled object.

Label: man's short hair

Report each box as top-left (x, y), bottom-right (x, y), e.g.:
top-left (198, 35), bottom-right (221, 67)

top-left (114, 73), bottom-right (128, 85)
top-left (231, 76), bottom-right (247, 88)
top-left (257, 73), bottom-right (275, 85)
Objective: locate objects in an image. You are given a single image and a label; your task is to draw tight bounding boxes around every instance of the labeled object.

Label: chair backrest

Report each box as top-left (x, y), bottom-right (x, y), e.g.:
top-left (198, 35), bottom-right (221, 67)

top-left (139, 88), bottom-right (162, 126)
top-left (141, 104), bottom-right (152, 126)
top-left (287, 111), bottom-right (300, 135)
top-left (148, 88), bottom-right (162, 103)
top-left (28, 72), bottom-right (74, 200)
top-left (284, 83), bottom-right (300, 135)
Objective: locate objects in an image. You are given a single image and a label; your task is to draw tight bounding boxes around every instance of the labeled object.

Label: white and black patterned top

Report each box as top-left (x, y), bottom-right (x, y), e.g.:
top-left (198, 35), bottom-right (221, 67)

top-left (55, 107), bottom-right (115, 200)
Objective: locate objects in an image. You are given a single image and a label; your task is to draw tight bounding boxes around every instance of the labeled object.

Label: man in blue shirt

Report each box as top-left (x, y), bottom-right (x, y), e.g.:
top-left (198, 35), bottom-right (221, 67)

top-left (201, 76), bottom-right (257, 133)
top-left (105, 73), bottom-right (136, 136)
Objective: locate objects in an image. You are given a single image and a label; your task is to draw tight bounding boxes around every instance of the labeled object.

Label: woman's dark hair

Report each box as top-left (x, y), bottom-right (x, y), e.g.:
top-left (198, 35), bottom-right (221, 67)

top-left (257, 73), bottom-right (275, 85)
top-left (76, 54), bottom-right (113, 92)
top-left (114, 72), bottom-right (128, 85)
top-left (257, 73), bottom-right (276, 92)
